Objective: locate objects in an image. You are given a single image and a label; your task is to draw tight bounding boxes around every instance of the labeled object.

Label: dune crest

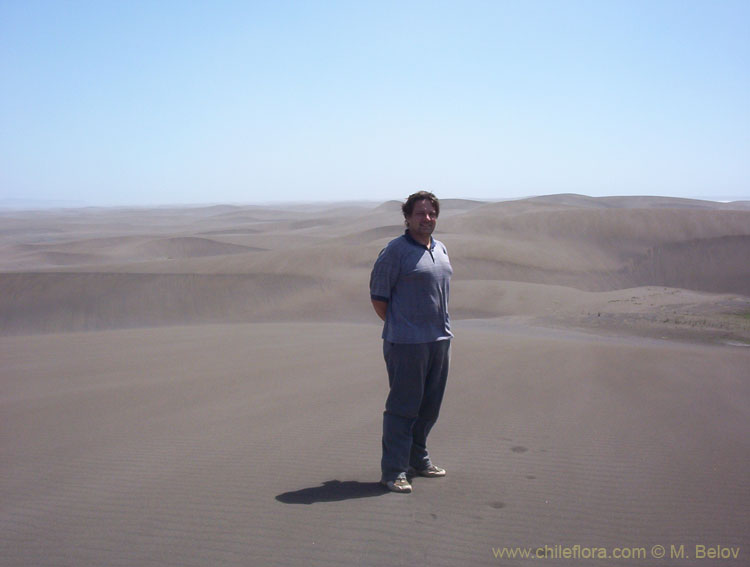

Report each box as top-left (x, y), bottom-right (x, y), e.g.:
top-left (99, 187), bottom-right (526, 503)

top-left (135, 237), bottom-right (261, 259)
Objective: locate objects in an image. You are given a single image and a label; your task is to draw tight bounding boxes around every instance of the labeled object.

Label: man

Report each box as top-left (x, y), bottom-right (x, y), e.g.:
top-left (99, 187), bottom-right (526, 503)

top-left (369, 191), bottom-right (453, 493)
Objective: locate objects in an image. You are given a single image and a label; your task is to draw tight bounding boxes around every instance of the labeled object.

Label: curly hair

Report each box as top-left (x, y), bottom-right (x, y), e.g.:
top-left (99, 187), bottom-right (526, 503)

top-left (402, 191), bottom-right (440, 218)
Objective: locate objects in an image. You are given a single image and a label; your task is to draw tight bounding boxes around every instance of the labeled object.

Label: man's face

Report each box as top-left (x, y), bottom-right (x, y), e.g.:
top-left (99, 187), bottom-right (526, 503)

top-left (405, 199), bottom-right (438, 239)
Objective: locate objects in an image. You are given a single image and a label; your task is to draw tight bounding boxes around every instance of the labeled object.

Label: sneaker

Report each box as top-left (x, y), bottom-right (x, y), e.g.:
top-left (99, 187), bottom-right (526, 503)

top-left (381, 476), bottom-right (412, 493)
top-left (415, 464), bottom-right (446, 478)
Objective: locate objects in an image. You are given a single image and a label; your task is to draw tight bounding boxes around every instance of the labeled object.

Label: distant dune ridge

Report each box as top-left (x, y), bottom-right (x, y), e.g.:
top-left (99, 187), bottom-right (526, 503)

top-left (0, 194), bottom-right (748, 336)
top-left (1, 195), bottom-right (749, 567)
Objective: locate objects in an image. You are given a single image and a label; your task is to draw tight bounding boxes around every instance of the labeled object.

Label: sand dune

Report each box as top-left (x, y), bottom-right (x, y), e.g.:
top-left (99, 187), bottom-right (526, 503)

top-left (1, 195), bottom-right (749, 337)
top-left (0, 272), bottom-right (325, 334)
top-left (135, 237), bottom-right (262, 259)
top-left (627, 235), bottom-right (750, 295)
top-left (1, 195), bottom-right (748, 566)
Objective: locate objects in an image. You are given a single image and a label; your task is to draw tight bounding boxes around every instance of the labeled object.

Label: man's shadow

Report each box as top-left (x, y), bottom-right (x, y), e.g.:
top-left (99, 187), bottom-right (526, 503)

top-left (276, 480), bottom-right (388, 504)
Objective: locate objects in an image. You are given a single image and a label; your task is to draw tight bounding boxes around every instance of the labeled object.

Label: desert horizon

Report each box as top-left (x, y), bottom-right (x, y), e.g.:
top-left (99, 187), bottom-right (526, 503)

top-left (2, 193), bottom-right (749, 566)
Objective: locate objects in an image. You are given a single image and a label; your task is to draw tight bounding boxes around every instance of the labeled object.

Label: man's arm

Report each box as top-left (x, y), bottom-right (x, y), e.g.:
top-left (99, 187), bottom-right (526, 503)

top-left (371, 299), bottom-right (387, 321)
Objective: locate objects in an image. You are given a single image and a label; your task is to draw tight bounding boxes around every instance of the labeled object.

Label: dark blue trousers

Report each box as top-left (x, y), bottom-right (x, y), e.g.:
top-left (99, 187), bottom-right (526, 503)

top-left (381, 339), bottom-right (451, 482)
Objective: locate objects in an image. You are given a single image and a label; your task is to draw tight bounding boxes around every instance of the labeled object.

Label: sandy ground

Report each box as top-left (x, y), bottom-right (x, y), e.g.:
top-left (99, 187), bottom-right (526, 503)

top-left (1, 195), bottom-right (749, 566)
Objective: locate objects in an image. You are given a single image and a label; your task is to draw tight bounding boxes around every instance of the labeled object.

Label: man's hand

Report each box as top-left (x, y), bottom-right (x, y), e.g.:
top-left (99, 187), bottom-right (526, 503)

top-left (371, 299), bottom-right (387, 321)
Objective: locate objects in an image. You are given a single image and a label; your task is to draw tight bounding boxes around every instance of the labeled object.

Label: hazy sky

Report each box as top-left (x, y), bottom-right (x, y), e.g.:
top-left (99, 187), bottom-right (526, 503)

top-left (2, 0), bottom-right (749, 206)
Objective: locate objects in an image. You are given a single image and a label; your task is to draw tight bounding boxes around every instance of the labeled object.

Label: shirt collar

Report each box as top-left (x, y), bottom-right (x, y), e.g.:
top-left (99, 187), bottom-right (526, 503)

top-left (404, 230), bottom-right (435, 251)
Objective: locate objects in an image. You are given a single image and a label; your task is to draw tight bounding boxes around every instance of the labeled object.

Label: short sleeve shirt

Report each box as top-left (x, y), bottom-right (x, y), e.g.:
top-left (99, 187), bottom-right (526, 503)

top-left (370, 230), bottom-right (453, 343)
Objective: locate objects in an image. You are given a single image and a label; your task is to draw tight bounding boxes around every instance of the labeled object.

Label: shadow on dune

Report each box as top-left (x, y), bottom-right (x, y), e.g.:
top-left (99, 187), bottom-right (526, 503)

top-left (276, 480), bottom-right (387, 504)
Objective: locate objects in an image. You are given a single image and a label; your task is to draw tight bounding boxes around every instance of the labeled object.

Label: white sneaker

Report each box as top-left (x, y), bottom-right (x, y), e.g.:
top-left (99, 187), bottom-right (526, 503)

top-left (381, 476), bottom-right (412, 493)
top-left (415, 464), bottom-right (446, 478)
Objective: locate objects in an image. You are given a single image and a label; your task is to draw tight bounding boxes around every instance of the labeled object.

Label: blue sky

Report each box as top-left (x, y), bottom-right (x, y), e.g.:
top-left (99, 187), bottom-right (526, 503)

top-left (2, 0), bottom-right (748, 206)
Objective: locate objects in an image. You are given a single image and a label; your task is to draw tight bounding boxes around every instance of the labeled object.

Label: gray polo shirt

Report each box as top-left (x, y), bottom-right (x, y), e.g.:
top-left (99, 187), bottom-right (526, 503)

top-left (370, 230), bottom-right (453, 344)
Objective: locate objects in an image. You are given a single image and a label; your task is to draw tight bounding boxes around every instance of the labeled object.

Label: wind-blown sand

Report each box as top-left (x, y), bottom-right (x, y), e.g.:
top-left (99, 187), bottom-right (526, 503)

top-left (1, 195), bottom-right (749, 566)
